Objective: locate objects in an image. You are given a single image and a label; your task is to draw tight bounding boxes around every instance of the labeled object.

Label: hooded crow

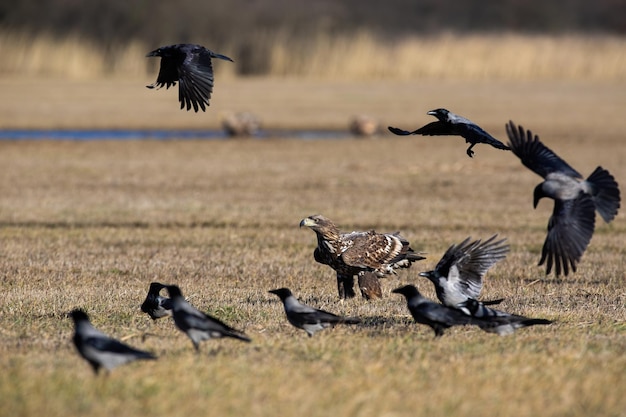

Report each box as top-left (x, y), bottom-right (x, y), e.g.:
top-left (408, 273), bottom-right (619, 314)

top-left (392, 285), bottom-right (483, 337)
top-left (269, 288), bottom-right (361, 337)
top-left (146, 44), bottom-right (233, 112)
top-left (419, 235), bottom-right (509, 308)
top-left (459, 299), bottom-right (552, 336)
top-left (166, 285), bottom-right (250, 351)
top-left (388, 108), bottom-right (510, 157)
top-left (69, 309), bottom-right (156, 374)
top-left (506, 121), bottom-right (620, 276)
top-left (140, 282), bottom-right (173, 320)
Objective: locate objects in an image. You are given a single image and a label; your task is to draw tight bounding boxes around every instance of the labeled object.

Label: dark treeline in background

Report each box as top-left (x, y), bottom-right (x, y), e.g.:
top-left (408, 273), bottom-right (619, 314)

top-left (2, 0), bottom-right (624, 44)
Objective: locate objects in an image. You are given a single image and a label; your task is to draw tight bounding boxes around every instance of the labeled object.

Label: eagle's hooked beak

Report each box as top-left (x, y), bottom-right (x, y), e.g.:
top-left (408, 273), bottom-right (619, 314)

top-left (299, 218), bottom-right (315, 228)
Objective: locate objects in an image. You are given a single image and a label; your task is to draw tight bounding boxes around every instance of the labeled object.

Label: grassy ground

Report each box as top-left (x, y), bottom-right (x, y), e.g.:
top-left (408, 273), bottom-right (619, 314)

top-left (0, 78), bottom-right (625, 417)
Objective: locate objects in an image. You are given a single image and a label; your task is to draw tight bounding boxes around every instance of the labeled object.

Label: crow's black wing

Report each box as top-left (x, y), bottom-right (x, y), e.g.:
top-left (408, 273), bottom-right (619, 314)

top-left (540, 194), bottom-right (596, 276)
top-left (86, 336), bottom-right (154, 358)
top-left (388, 126), bottom-right (414, 136)
top-left (413, 121), bottom-right (454, 136)
top-left (448, 235), bottom-right (509, 300)
top-left (506, 121), bottom-right (581, 179)
top-left (177, 46), bottom-right (217, 112)
top-left (150, 51), bottom-right (184, 89)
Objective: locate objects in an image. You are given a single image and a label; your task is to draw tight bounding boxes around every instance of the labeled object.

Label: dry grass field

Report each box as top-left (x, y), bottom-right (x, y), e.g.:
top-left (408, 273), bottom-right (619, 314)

top-left (1, 77), bottom-right (625, 417)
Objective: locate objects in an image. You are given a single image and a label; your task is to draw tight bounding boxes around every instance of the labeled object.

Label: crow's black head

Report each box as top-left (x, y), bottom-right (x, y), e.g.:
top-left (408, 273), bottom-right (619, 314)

top-left (427, 108), bottom-right (450, 122)
top-left (391, 284), bottom-right (420, 299)
top-left (533, 184), bottom-right (548, 208)
top-left (269, 288), bottom-right (293, 301)
top-left (68, 309), bottom-right (89, 323)
top-left (146, 45), bottom-right (184, 58)
top-left (165, 285), bottom-right (183, 298)
top-left (148, 282), bottom-right (167, 294)
top-left (418, 270), bottom-right (437, 281)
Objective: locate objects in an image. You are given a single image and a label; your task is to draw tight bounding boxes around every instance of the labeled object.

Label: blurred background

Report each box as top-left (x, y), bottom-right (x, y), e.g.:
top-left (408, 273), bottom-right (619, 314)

top-left (0, 0), bottom-right (624, 131)
top-left (1, 0), bottom-right (625, 79)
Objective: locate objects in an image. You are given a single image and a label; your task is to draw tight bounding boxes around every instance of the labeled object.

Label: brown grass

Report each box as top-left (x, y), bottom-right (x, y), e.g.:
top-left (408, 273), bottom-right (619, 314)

top-left (0, 80), bottom-right (625, 416)
top-left (1, 30), bottom-right (625, 80)
top-left (1, 77), bottom-right (625, 132)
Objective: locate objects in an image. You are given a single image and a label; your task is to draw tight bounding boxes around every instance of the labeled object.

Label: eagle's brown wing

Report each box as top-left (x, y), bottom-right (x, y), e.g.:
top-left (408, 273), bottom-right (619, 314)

top-left (340, 231), bottom-right (405, 270)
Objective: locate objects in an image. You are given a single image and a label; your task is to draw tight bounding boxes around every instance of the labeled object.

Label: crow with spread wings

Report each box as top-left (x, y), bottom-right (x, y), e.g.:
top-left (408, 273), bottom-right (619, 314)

top-left (146, 44), bottom-right (233, 112)
top-left (506, 121), bottom-right (620, 276)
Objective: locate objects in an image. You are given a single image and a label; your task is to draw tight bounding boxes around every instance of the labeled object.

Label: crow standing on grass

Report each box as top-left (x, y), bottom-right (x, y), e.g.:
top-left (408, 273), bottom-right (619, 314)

top-left (419, 235), bottom-right (509, 308)
top-left (69, 309), bottom-right (156, 374)
top-left (140, 282), bottom-right (173, 320)
top-left (391, 285), bottom-right (482, 337)
top-left (388, 108), bottom-right (510, 157)
top-left (269, 288), bottom-right (361, 337)
top-left (392, 285), bottom-right (552, 337)
top-left (506, 121), bottom-right (620, 276)
top-left (146, 44), bottom-right (233, 112)
top-left (166, 285), bottom-right (251, 352)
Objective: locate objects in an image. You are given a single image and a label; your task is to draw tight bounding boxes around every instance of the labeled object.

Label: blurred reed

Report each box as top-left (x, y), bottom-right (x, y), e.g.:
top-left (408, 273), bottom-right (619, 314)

top-left (1, 30), bottom-right (624, 80)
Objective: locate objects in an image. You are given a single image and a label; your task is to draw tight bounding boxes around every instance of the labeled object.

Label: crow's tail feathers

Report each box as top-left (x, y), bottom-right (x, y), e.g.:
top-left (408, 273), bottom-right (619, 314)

top-left (587, 166), bottom-right (621, 223)
top-left (340, 317), bottom-right (362, 325)
top-left (520, 318), bottom-right (553, 328)
top-left (226, 331), bottom-right (252, 343)
top-left (481, 298), bottom-right (505, 306)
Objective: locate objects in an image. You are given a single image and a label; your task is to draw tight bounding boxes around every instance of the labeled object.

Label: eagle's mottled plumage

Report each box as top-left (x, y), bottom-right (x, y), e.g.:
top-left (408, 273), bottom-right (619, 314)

top-left (300, 214), bottom-right (426, 299)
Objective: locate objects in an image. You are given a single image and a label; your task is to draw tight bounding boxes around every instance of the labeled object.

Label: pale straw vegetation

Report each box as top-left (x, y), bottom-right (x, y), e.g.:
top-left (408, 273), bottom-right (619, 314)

top-left (0, 30), bottom-right (624, 80)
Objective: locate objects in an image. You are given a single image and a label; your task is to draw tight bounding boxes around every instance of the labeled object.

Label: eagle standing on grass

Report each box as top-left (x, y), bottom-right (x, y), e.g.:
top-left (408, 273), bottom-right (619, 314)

top-left (146, 44), bottom-right (233, 112)
top-left (300, 214), bottom-right (426, 300)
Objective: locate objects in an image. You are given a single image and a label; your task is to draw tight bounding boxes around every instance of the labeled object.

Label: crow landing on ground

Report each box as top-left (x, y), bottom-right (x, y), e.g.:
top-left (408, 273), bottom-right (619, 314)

top-left (419, 235), bottom-right (509, 308)
top-left (269, 288), bottom-right (360, 337)
top-left (506, 121), bottom-right (620, 276)
top-left (146, 44), bottom-right (233, 112)
top-left (388, 108), bottom-right (510, 157)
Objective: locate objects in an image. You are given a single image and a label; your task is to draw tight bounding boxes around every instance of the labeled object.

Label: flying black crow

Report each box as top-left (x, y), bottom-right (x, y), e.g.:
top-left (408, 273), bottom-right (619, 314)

top-left (146, 44), bottom-right (233, 112)
top-left (388, 108), bottom-right (510, 157)
top-left (166, 285), bottom-right (250, 351)
top-left (269, 288), bottom-right (361, 337)
top-left (506, 121), bottom-right (620, 276)
top-left (392, 285), bottom-right (482, 337)
top-left (300, 214), bottom-right (425, 300)
top-left (419, 235), bottom-right (508, 308)
top-left (459, 299), bottom-right (552, 336)
top-left (140, 282), bottom-right (173, 320)
top-left (69, 309), bottom-right (156, 374)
